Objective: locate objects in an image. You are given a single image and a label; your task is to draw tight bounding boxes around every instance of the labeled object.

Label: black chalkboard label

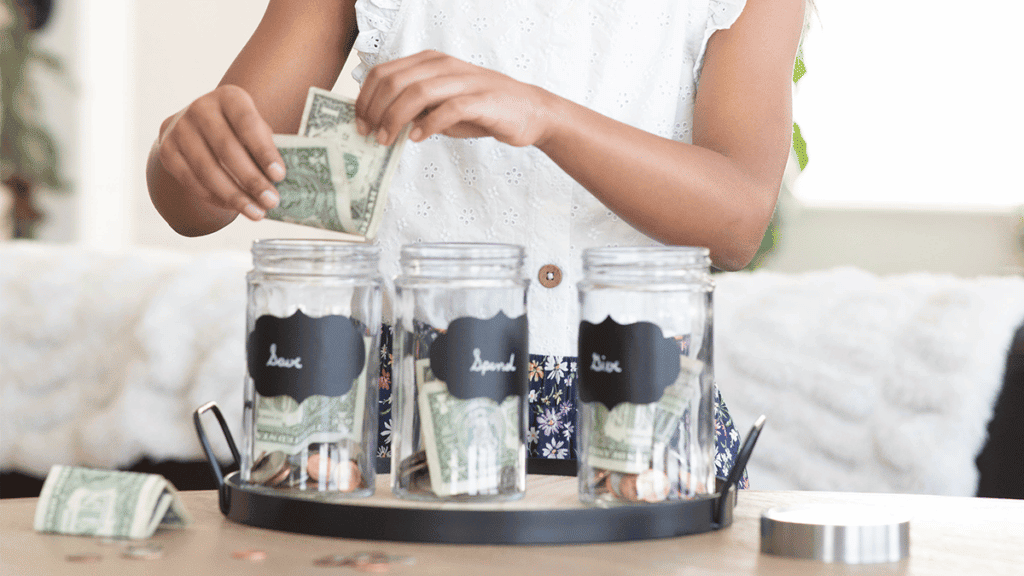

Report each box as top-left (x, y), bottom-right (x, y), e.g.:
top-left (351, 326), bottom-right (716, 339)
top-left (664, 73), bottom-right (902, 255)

top-left (428, 312), bottom-right (528, 403)
top-left (247, 310), bottom-right (366, 403)
top-left (578, 317), bottom-right (682, 410)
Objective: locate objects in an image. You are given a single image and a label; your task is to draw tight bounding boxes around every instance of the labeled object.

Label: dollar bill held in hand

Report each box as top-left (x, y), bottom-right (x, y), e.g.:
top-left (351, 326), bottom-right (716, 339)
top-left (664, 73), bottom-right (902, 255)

top-left (33, 466), bottom-right (192, 540)
top-left (264, 87), bottom-right (409, 240)
top-left (268, 135), bottom-right (356, 233)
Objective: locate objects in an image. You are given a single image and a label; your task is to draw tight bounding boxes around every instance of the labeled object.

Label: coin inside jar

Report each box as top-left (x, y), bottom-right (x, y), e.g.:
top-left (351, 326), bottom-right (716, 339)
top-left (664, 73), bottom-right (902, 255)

top-left (306, 453), bottom-right (335, 483)
top-left (250, 450), bottom-right (291, 486)
top-left (636, 469), bottom-right (671, 502)
top-left (607, 472), bottom-right (639, 502)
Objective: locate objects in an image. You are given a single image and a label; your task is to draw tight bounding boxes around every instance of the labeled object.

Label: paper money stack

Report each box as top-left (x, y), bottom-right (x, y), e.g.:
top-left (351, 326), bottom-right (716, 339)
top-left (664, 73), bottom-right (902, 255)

top-left (397, 358), bottom-right (521, 498)
top-left (33, 466), bottom-right (192, 540)
top-left (249, 336), bottom-right (372, 493)
top-left (268, 87), bottom-right (409, 240)
top-left (585, 356), bottom-right (711, 503)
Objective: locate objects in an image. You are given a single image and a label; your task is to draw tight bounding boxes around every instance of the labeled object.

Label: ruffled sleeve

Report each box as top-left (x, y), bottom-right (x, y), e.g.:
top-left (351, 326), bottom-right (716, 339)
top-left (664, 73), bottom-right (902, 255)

top-left (692, 0), bottom-right (748, 85)
top-left (352, 0), bottom-right (404, 84)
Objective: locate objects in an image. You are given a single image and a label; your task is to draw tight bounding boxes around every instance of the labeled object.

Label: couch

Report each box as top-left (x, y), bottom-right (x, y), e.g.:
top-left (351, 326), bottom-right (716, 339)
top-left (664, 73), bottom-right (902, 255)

top-left (2, 241), bottom-right (1022, 497)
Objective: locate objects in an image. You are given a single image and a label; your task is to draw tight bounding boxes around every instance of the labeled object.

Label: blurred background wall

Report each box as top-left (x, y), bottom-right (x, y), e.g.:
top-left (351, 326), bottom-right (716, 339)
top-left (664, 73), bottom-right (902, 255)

top-left (11, 0), bottom-right (1024, 276)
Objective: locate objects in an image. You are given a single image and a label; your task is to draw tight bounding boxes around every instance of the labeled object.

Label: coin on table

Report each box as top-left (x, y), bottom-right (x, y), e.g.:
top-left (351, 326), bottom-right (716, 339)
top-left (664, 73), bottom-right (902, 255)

top-left (65, 553), bottom-right (103, 563)
top-left (121, 544), bottom-right (164, 560)
top-left (350, 551), bottom-right (394, 573)
top-left (251, 450), bottom-right (291, 487)
top-left (231, 548), bottom-right (269, 562)
top-left (313, 554), bottom-right (353, 567)
top-left (636, 469), bottom-right (671, 503)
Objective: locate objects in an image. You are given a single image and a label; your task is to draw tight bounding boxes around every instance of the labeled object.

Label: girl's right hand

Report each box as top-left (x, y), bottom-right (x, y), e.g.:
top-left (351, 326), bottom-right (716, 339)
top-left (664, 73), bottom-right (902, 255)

top-left (155, 84), bottom-right (285, 221)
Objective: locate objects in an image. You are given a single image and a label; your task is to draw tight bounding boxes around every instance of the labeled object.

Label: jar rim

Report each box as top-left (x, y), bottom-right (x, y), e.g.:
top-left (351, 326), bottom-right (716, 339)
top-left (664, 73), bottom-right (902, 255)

top-left (583, 246), bottom-right (710, 267)
top-left (251, 238), bottom-right (379, 256)
top-left (400, 242), bottom-right (525, 261)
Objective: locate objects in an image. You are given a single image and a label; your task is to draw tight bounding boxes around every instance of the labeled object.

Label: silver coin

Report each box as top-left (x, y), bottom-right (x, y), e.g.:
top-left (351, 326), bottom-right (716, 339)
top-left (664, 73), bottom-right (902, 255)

top-left (121, 544), bottom-right (164, 560)
top-left (250, 450), bottom-right (291, 486)
top-left (636, 469), bottom-right (671, 503)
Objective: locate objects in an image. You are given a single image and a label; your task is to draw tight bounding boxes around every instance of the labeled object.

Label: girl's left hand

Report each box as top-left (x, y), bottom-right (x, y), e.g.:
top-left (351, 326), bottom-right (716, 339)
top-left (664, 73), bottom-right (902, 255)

top-left (355, 50), bottom-right (556, 148)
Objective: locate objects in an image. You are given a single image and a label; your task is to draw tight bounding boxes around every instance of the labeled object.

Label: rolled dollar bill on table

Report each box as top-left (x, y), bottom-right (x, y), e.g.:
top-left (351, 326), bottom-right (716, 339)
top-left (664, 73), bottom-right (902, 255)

top-left (267, 87), bottom-right (409, 240)
top-left (33, 466), bottom-right (192, 540)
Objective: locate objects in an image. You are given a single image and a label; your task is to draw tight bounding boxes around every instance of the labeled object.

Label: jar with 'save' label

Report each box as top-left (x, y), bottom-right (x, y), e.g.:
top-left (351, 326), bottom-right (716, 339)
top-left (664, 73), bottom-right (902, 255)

top-left (392, 243), bottom-right (529, 502)
top-left (243, 239), bottom-right (382, 498)
top-left (577, 247), bottom-right (715, 504)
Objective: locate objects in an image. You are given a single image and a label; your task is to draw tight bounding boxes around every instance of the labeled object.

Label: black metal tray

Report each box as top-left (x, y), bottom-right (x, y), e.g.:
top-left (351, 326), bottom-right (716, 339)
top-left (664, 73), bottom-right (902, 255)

top-left (194, 402), bottom-right (764, 545)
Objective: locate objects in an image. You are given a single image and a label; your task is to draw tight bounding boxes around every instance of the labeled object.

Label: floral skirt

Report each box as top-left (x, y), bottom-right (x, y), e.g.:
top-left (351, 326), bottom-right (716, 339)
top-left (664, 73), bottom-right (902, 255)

top-left (375, 327), bottom-right (748, 487)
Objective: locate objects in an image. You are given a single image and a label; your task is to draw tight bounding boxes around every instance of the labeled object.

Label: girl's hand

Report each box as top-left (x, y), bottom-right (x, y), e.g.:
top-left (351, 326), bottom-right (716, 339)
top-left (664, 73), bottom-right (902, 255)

top-left (155, 85), bottom-right (285, 221)
top-left (355, 50), bottom-right (556, 148)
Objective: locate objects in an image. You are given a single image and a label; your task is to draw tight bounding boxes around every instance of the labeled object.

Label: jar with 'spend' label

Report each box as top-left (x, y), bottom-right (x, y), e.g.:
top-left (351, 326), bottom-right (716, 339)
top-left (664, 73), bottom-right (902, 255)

top-left (577, 246), bottom-right (715, 504)
top-left (392, 243), bottom-right (529, 502)
top-left (243, 239), bottom-right (382, 498)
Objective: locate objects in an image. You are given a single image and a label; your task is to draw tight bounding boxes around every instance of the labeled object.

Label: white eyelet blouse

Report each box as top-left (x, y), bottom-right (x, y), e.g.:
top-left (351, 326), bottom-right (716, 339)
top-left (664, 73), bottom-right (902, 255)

top-left (353, 0), bottom-right (747, 357)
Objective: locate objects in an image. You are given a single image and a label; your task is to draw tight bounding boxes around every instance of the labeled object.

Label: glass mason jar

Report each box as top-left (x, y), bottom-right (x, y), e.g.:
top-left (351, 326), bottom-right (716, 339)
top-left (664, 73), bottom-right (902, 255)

top-left (392, 243), bottom-right (529, 502)
top-left (577, 246), bottom-right (715, 504)
top-left (242, 239), bottom-right (382, 499)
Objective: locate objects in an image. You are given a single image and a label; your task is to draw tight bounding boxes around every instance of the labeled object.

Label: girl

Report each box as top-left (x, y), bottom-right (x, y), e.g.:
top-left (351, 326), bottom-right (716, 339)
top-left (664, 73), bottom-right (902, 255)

top-left (147, 0), bottom-right (806, 482)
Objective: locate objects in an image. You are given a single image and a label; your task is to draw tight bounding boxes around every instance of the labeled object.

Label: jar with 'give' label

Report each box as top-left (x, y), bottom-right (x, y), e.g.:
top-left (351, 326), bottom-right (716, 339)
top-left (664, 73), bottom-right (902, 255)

top-left (576, 246), bottom-right (715, 504)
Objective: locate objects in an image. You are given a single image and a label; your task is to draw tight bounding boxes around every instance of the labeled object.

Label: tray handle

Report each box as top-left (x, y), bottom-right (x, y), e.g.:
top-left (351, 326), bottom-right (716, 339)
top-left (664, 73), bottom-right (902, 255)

top-left (193, 401), bottom-right (241, 513)
top-left (715, 414), bottom-right (766, 525)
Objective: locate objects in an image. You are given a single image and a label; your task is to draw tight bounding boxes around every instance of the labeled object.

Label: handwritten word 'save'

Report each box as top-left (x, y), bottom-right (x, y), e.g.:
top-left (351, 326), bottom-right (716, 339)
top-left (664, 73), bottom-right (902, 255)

top-left (266, 344), bottom-right (303, 369)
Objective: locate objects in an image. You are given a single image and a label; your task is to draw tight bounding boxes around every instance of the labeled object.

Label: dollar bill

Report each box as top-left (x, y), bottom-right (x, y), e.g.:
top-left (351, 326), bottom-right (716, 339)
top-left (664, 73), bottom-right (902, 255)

top-left (33, 466), bottom-right (192, 540)
top-left (587, 401), bottom-right (657, 475)
top-left (590, 355), bottom-right (706, 475)
top-left (415, 359), bottom-right (520, 497)
top-left (254, 336), bottom-right (370, 456)
top-left (295, 86), bottom-right (410, 239)
top-left (268, 134), bottom-right (356, 233)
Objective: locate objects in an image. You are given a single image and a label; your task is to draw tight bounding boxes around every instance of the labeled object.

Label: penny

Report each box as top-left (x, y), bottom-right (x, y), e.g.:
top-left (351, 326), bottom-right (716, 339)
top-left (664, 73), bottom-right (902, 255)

top-left (607, 473), bottom-right (638, 502)
top-left (636, 469), bottom-right (671, 503)
top-left (122, 544), bottom-right (164, 560)
top-left (232, 548), bottom-right (268, 561)
top-left (306, 453), bottom-right (335, 483)
top-left (250, 450), bottom-right (290, 486)
top-left (591, 468), bottom-right (611, 490)
top-left (65, 553), bottom-right (102, 563)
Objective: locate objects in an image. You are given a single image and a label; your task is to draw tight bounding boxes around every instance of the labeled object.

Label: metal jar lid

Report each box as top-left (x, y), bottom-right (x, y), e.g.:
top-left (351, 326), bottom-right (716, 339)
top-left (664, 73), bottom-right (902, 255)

top-left (761, 504), bottom-right (910, 564)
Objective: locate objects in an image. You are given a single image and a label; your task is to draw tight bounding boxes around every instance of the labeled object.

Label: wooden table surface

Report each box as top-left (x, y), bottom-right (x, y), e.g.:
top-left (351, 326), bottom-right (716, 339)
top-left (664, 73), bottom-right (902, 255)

top-left (2, 475), bottom-right (1023, 575)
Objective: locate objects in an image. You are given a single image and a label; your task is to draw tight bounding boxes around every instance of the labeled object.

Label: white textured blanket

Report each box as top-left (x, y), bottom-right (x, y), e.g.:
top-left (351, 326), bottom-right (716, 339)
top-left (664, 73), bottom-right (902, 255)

top-left (2, 242), bottom-right (1022, 496)
top-left (716, 267), bottom-right (1024, 495)
top-left (1, 242), bottom-right (251, 477)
